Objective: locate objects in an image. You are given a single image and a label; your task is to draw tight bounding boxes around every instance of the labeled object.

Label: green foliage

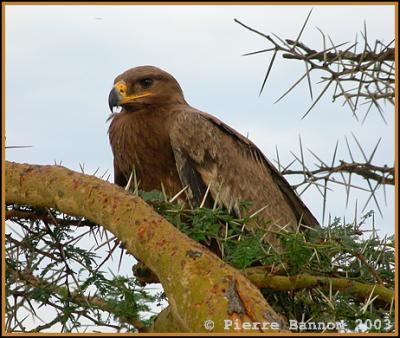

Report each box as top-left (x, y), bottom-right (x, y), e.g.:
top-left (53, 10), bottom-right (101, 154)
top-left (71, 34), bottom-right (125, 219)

top-left (94, 275), bottom-right (155, 325)
top-left (6, 194), bottom-right (395, 333)
top-left (224, 232), bottom-right (267, 269)
top-left (139, 191), bottom-right (395, 333)
top-left (280, 233), bottom-right (314, 274)
top-left (5, 205), bottom-right (156, 333)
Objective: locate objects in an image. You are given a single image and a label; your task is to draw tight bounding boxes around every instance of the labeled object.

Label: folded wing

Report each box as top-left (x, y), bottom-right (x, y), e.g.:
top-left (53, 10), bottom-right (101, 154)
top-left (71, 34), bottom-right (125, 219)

top-left (170, 109), bottom-right (319, 233)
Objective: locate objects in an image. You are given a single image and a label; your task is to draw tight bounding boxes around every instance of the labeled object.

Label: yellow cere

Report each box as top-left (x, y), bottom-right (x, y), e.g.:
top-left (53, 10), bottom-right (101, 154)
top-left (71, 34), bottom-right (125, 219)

top-left (115, 81), bottom-right (127, 96)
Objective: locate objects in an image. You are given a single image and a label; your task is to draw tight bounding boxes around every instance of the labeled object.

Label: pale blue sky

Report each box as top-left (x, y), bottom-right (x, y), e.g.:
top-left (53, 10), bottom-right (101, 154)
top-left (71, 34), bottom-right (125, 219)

top-left (6, 4), bottom-right (395, 233)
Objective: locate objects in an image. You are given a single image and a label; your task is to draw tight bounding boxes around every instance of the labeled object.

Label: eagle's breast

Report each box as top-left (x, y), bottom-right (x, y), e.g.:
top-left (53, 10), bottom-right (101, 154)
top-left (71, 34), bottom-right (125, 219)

top-left (108, 110), bottom-right (182, 195)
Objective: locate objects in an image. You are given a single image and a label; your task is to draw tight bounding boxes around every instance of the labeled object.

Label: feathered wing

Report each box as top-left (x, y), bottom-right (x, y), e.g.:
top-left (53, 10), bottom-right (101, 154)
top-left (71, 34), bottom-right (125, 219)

top-left (170, 109), bottom-right (319, 235)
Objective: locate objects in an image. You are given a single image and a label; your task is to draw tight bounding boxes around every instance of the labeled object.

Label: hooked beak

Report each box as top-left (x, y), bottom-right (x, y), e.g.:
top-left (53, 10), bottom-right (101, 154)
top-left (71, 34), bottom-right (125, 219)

top-left (108, 87), bottom-right (120, 112)
top-left (108, 80), bottom-right (153, 112)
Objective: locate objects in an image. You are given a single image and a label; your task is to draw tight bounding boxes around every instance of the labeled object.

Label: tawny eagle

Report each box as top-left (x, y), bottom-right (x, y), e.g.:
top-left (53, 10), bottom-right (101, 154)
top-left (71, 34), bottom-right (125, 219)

top-left (108, 66), bottom-right (318, 240)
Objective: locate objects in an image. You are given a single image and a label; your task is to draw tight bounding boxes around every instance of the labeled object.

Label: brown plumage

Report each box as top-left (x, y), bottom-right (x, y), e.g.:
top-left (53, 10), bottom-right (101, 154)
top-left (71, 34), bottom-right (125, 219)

top-left (108, 66), bottom-right (318, 242)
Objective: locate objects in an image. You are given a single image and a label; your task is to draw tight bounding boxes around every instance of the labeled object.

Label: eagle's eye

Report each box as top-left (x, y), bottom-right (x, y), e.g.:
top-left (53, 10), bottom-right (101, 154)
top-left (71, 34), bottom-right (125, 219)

top-left (139, 78), bottom-right (153, 89)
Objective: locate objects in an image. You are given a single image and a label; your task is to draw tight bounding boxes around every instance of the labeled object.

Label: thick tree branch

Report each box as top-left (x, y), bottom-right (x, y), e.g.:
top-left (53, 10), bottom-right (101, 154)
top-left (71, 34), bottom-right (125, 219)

top-left (5, 161), bottom-right (287, 333)
top-left (244, 267), bottom-right (394, 305)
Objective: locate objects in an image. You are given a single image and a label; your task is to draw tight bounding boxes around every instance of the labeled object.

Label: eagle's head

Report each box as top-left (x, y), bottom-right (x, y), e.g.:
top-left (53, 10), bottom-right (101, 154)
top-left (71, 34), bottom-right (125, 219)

top-left (108, 66), bottom-right (186, 113)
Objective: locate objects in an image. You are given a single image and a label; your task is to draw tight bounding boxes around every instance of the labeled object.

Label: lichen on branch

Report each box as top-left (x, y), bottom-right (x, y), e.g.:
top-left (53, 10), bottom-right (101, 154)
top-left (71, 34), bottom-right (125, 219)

top-left (5, 161), bottom-right (286, 333)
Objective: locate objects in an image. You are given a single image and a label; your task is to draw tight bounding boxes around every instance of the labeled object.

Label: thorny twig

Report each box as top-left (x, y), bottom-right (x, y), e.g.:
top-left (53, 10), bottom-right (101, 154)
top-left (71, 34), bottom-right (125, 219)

top-left (275, 135), bottom-right (394, 223)
top-left (235, 11), bottom-right (395, 121)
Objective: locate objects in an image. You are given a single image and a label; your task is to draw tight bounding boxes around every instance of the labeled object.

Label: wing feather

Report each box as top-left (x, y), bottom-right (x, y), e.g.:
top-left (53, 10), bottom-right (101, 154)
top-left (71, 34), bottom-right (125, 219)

top-left (172, 147), bottom-right (214, 208)
top-left (170, 109), bottom-right (319, 233)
